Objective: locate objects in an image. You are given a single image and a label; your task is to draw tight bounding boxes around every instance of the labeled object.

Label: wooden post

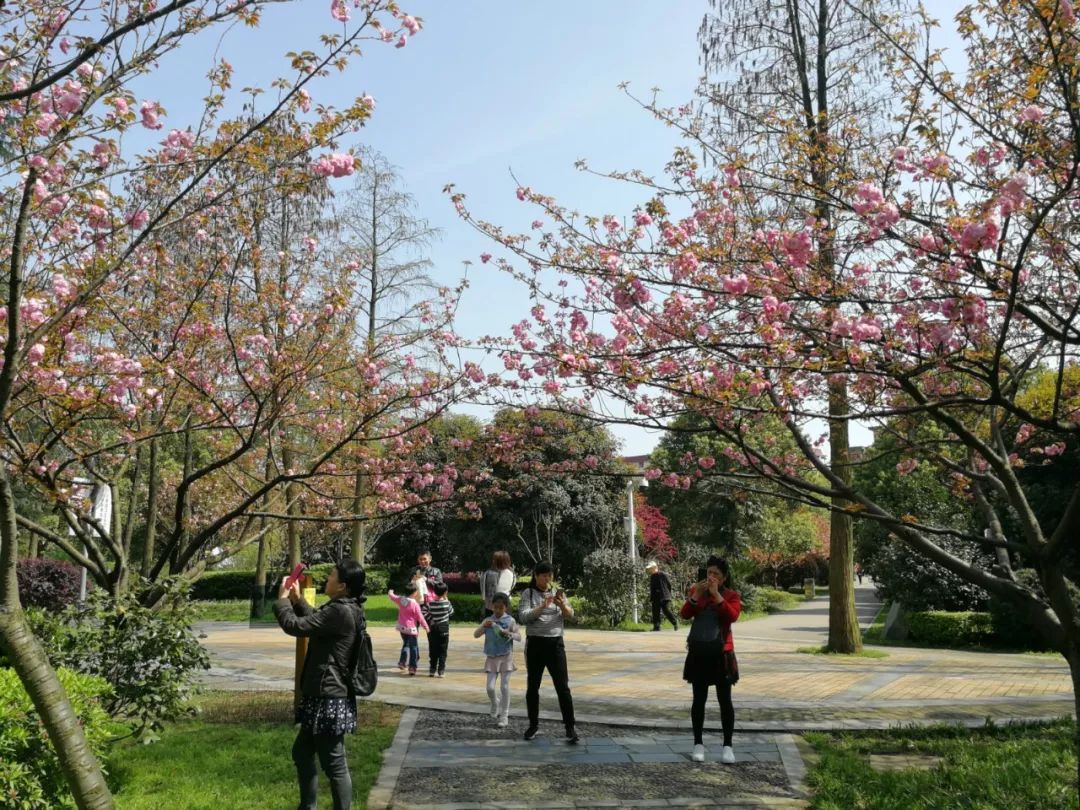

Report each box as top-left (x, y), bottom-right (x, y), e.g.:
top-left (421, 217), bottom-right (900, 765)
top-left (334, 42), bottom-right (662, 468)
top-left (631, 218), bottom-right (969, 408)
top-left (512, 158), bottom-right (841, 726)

top-left (293, 574), bottom-right (314, 710)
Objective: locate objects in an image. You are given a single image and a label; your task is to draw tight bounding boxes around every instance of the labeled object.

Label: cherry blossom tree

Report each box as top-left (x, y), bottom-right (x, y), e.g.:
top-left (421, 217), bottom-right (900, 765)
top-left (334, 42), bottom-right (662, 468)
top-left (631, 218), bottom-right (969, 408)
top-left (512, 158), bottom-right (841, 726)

top-left (456, 1), bottom-right (1080, 784)
top-left (0, 3), bottom-right (433, 806)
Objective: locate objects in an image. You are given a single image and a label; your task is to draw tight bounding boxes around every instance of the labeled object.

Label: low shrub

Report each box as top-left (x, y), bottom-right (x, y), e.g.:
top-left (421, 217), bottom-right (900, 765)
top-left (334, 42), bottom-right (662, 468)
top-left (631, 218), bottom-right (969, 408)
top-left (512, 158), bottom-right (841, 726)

top-left (580, 548), bottom-right (646, 627)
top-left (442, 571), bottom-right (480, 594)
top-left (15, 557), bottom-right (83, 611)
top-left (749, 586), bottom-right (798, 614)
top-left (0, 667), bottom-right (112, 810)
top-left (446, 593), bottom-right (486, 622)
top-left (189, 569), bottom-right (265, 601)
top-left (29, 585), bottom-right (210, 738)
top-left (907, 610), bottom-right (994, 647)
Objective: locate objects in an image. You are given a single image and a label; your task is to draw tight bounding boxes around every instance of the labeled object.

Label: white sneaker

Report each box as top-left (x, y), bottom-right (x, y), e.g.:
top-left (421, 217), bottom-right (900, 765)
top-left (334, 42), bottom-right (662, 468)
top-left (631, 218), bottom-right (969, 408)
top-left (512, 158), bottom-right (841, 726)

top-left (497, 715), bottom-right (508, 728)
top-left (691, 744), bottom-right (705, 763)
top-left (720, 745), bottom-right (735, 764)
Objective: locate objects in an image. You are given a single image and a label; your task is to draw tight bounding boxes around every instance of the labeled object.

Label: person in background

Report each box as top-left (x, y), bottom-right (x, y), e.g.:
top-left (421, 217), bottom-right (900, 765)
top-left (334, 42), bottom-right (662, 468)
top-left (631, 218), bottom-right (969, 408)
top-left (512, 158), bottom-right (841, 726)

top-left (680, 555), bottom-right (741, 765)
top-left (274, 560), bottom-right (367, 810)
top-left (480, 550), bottom-right (516, 617)
top-left (473, 592), bottom-right (521, 727)
top-left (389, 581), bottom-right (429, 675)
top-left (422, 580), bottom-right (454, 677)
top-left (645, 560), bottom-right (679, 631)
top-left (411, 549), bottom-right (443, 598)
top-left (518, 561), bottom-right (578, 744)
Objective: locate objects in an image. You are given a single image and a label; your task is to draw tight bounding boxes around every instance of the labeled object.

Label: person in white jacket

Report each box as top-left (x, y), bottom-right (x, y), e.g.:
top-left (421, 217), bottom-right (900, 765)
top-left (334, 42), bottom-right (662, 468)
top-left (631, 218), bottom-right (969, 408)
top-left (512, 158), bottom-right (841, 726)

top-left (480, 550), bottom-right (516, 616)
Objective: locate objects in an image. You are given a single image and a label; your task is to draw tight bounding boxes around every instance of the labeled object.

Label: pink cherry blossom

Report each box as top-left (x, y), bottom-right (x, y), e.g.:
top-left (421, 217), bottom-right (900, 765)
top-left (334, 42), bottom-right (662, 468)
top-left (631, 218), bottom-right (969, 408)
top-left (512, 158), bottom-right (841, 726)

top-left (127, 209), bottom-right (150, 230)
top-left (312, 153), bottom-right (356, 178)
top-left (395, 34), bottom-right (407, 48)
top-left (634, 211), bottom-right (653, 226)
top-left (51, 274), bottom-right (75, 299)
top-left (402, 15), bottom-right (421, 35)
top-left (896, 458), bottom-right (919, 476)
top-left (330, 0), bottom-right (350, 22)
top-left (1019, 104), bottom-right (1044, 123)
top-left (722, 274), bottom-right (749, 296)
top-left (480, 253), bottom-right (492, 263)
top-left (140, 100), bottom-right (163, 130)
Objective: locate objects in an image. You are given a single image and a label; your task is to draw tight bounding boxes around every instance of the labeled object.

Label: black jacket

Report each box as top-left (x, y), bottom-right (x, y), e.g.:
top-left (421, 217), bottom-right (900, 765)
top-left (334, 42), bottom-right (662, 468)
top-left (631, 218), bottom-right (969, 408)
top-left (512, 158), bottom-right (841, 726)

top-left (274, 596), bottom-right (364, 698)
top-left (649, 571), bottom-right (673, 602)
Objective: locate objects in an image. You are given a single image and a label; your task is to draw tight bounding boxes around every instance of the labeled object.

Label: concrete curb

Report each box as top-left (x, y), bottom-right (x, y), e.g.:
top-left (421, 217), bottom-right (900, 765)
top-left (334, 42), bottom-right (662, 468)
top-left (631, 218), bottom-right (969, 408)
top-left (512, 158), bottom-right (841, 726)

top-left (367, 707), bottom-right (419, 810)
top-left (774, 734), bottom-right (808, 798)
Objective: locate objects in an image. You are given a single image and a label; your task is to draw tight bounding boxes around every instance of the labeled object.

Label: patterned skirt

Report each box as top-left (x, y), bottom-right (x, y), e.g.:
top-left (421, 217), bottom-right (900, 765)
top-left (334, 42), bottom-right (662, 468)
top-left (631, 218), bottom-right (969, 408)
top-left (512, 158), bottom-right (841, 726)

top-left (295, 696), bottom-right (358, 736)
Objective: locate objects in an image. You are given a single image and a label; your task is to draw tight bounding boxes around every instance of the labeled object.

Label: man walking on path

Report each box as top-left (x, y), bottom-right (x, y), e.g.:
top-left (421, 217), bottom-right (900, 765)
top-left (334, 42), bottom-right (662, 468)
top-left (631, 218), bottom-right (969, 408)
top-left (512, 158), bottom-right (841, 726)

top-left (646, 561), bottom-right (679, 631)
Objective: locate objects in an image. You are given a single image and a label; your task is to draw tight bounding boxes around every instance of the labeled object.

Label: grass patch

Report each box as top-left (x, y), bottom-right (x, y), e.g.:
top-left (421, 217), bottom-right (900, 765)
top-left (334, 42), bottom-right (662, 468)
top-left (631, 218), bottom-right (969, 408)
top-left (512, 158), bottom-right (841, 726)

top-left (805, 718), bottom-right (1078, 809)
top-left (191, 593), bottom-right (485, 625)
top-left (111, 691), bottom-right (400, 810)
top-left (797, 645), bottom-right (889, 658)
top-left (862, 601), bottom-right (889, 644)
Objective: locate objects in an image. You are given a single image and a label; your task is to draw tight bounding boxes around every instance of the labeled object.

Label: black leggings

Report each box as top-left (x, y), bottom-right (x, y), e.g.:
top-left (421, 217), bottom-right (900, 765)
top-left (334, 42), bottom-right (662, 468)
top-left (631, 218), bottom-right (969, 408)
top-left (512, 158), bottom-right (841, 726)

top-left (691, 680), bottom-right (734, 747)
top-left (292, 730), bottom-right (351, 810)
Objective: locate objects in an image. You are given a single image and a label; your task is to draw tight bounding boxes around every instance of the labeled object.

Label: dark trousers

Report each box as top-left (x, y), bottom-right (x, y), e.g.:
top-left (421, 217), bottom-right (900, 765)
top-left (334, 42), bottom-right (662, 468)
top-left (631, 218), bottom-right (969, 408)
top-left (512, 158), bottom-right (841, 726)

top-left (398, 633), bottom-right (419, 669)
top-left (524, 635), bottom-right (575, 730)
top-left (690, 680), bottom-right (735, 747)
top-left (428, 625), bottom-right (449, 673)
top-left (651, 599), bottom-right (679, 630)
top-left (292, 729), bottom-right (351, 810)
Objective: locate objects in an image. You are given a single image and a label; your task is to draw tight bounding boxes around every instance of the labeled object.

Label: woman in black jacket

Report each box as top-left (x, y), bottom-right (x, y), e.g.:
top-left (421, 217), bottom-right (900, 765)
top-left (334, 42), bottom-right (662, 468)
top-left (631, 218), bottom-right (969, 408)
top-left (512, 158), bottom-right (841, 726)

top-left (275, 559), bottom-right (367, 810)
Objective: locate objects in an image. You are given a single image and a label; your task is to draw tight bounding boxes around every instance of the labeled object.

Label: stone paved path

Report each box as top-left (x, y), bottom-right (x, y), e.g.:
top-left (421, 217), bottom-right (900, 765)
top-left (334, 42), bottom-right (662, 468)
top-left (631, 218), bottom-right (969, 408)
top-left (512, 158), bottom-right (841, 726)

top-left (368, 710), bottom-right (809, 809)
top-left (199, 582), bottom-right (1074, 730)
top-left (196, 583), bottom-right (1075, 807)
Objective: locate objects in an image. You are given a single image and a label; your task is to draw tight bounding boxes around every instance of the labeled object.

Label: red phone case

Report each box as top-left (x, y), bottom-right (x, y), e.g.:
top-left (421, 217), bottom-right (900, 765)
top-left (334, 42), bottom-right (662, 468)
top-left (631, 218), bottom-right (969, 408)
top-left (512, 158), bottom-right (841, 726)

top-left (284, 563), bottom-right (306, 590)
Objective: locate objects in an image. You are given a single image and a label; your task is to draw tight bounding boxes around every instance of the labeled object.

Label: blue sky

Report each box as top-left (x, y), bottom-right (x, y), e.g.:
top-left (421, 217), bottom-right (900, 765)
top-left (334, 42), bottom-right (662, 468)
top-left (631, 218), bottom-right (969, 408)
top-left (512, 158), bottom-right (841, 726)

top-left (149, 1), bottom-right (967, 455)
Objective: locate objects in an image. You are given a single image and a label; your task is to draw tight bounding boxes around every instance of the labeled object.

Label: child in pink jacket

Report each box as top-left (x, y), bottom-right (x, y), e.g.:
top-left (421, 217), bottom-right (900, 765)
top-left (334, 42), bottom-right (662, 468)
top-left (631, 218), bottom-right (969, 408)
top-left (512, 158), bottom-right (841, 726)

top-left (389, 582), bottom-right (429, 675)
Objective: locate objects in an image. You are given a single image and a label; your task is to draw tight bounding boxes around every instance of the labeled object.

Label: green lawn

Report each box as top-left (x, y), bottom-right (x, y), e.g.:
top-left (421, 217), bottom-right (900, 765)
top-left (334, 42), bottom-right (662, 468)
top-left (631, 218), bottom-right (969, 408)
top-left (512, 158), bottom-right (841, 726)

top-left (192, 594), bottom-right (394, 624)
top-left (805, 719), bottom-right (1078, 809)
top-left (111, 692), bottom-right (400, 810)
top-left (193, 590), bottom-right (806, 629)
top-left (797, 645), bottom-right (889, 658)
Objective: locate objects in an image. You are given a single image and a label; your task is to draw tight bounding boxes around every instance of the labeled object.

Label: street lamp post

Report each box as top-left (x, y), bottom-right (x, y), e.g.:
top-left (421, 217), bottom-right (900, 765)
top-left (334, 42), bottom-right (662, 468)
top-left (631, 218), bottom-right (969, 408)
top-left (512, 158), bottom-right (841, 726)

top-left (625, 476), bottom-right (648, 625)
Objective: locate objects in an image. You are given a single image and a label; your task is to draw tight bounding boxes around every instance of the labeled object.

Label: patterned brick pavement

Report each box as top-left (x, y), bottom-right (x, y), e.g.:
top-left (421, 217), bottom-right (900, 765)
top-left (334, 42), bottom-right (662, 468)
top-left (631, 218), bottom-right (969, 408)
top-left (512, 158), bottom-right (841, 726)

top-left (198, 584), bottom-right (1075, 729)
top-left (198, 585), bottom-right (1075, 808)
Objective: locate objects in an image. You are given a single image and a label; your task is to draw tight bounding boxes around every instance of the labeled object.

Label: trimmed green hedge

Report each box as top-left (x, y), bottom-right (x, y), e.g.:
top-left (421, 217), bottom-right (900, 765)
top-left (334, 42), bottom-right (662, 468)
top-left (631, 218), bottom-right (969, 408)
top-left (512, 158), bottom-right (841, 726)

top-left (907, 610), bottom-right (994, 647)
top-left (189, 565), bottom-right (389, 601)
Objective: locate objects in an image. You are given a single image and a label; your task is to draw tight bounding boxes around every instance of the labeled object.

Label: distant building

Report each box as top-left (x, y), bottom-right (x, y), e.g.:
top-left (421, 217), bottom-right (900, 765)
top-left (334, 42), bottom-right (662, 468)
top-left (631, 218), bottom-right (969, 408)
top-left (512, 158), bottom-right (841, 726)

top-left (620, 454), bottom-right (650, 472)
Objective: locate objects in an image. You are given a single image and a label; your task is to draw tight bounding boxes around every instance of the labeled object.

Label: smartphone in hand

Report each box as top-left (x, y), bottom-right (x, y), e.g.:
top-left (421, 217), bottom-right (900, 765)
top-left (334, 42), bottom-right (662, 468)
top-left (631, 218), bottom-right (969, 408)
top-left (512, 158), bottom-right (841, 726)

top-left (284, 563), bottom-right (306, 590)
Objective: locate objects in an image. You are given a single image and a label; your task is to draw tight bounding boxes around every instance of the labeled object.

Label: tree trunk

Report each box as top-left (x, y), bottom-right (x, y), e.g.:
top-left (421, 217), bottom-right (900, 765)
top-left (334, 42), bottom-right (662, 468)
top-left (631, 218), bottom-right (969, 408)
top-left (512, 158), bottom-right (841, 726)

top-left (119, 447), bottom-right (143, 594)
top-left (350, 470), bottom-right (366, 562)
top-left (827, 377), bottom-right (862, 653)
top-left (1066, 644), bottom-right (1080, 804)
top-left (141, 437), bottom-right (159, 578)
top-left (0, 469), bottom-right (114, 809)
top-left (282, 444), bottom-right (300, 568)
top-left (27, 532), bottom-right (39, 559)
top-left (253, 515), bottom-right (270, 620)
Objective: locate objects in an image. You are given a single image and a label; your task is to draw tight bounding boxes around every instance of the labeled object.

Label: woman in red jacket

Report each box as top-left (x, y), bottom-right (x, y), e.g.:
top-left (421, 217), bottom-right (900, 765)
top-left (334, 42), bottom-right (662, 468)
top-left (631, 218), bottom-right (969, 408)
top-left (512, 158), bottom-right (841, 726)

top-left (680, 555), bottom-right (741, 765)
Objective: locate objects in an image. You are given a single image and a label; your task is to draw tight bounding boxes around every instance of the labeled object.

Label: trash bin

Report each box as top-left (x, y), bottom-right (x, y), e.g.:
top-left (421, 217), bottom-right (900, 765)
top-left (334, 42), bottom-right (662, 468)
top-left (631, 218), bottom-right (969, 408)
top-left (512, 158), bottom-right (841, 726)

top-left (803, 578), bottom-right (816, 599)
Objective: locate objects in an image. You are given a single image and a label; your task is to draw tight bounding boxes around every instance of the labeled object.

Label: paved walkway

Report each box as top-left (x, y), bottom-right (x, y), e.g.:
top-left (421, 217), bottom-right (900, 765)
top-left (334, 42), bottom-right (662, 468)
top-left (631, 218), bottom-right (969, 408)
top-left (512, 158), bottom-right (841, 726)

top-left (196, 583), bottom-right (1075, 808)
